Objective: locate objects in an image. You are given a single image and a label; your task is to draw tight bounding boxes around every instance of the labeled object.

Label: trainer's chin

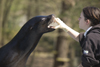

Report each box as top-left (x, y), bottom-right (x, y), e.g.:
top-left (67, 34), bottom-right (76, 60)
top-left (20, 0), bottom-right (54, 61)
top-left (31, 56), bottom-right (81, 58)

top-left (79, 25), bottom-right (85, 30)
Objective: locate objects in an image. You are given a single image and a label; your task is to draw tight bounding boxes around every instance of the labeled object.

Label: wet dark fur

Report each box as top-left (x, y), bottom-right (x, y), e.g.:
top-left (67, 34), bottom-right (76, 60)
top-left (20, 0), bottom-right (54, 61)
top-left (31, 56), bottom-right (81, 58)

top-left (0, 14), bottom-right (55, 67)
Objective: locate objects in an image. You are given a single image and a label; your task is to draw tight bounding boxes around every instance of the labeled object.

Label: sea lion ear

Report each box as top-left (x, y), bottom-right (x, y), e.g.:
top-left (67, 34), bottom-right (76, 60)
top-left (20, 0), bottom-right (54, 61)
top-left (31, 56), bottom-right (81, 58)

top-left (29, 26), bottom-right (33, 30)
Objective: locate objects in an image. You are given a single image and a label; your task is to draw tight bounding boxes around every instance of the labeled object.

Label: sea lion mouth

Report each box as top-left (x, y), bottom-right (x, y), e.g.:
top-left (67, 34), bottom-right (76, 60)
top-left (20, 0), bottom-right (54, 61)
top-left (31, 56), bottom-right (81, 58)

top-left (48, 15), bottom-right (59, 28)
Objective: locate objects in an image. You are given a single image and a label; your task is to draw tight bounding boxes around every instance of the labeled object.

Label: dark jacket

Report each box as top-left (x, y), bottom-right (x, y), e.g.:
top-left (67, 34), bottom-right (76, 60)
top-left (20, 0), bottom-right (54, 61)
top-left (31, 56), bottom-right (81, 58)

top-left (79, 24), bottom-right (100, 67)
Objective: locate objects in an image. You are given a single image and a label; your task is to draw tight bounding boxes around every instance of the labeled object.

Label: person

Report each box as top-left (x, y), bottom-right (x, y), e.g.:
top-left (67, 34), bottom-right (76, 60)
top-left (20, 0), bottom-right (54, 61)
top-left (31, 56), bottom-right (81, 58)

top-left (54, 6), bottom-right (100, 67)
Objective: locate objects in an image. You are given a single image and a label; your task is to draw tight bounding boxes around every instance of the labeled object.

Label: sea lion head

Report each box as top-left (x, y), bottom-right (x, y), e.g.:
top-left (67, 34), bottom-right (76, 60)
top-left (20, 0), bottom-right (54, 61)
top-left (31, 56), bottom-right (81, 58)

top-left (26, 14), bottom-right (56, 34)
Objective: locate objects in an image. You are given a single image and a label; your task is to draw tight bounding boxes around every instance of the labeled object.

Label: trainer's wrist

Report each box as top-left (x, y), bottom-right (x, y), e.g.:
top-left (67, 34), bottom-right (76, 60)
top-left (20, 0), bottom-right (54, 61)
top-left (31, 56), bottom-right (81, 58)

top-left (62, 28), bottom-right (68, 32)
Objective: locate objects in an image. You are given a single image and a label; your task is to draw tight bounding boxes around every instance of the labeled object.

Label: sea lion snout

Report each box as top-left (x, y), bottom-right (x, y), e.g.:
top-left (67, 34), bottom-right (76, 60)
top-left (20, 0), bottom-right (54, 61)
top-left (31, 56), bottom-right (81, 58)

top-left (48, 14), bottom-right (59, 28)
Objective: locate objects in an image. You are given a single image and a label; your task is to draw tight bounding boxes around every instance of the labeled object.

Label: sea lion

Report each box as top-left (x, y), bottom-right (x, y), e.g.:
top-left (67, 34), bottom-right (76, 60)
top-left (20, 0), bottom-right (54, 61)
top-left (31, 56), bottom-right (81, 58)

top-left (0, 14), bottom-right (55, 67)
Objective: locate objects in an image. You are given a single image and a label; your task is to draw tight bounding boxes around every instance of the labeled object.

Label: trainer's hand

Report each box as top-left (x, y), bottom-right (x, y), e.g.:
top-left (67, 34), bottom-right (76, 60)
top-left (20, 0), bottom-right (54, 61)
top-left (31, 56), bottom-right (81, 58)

top-left (54, 18), bottom-right (67, 29)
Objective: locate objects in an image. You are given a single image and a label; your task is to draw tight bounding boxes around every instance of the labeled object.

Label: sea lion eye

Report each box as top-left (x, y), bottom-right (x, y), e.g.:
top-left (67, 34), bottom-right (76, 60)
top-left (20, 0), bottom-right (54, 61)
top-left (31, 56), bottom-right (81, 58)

top-left (41, 18), bottom-right (46, 21)
top-left (40, 18), bottom-right (46, 24)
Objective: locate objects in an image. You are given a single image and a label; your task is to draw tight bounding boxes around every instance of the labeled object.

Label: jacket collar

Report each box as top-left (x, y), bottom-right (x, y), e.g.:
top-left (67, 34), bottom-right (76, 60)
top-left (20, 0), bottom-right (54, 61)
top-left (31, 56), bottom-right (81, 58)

top-left (84, 26), bottom-right (92, 37)
top-left (84, 24), bottom-right (100, 37)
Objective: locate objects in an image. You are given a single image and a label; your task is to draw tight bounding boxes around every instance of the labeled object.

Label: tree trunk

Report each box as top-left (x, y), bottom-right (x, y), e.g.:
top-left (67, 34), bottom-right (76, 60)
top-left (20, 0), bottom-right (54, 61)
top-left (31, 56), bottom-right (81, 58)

top-left (27, 0), bottom-right (33, 20)
top-left (53, 0), bottom-right (75, 67)
top-left (0, 0), bottom-right (3, 47)
top-left (54, 29), bottom-right (70, 67)
top-left (0, 0), bottom-right (14, 46)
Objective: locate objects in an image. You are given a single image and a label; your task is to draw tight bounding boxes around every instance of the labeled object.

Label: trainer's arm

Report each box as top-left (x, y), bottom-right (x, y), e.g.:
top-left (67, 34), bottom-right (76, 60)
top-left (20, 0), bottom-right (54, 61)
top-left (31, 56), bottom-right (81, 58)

top-left (55, 18), bottom-right (80, 42)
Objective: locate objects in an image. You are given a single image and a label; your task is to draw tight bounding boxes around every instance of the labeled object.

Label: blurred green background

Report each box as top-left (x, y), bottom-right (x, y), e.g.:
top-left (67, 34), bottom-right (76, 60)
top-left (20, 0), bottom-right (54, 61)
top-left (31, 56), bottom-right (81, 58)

top-left (0, 0), bottom-right (100, 67)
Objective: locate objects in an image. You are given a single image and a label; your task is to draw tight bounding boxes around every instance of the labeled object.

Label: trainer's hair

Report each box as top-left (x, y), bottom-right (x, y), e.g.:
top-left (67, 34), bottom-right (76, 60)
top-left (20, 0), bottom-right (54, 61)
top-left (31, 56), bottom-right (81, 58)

top-left (83, 6), bottom-right (100, 26)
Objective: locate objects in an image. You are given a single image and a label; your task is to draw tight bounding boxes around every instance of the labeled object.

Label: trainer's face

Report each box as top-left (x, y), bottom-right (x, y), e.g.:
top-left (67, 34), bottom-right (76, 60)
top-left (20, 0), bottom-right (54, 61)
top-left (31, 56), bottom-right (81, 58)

top-left (78, 12), bottom-right (87, 30)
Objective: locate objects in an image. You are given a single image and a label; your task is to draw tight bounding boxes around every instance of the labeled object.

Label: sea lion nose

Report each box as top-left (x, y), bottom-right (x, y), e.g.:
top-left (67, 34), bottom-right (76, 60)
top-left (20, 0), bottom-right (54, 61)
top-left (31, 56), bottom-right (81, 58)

top-left (47, 14), bottom-right (55, 20)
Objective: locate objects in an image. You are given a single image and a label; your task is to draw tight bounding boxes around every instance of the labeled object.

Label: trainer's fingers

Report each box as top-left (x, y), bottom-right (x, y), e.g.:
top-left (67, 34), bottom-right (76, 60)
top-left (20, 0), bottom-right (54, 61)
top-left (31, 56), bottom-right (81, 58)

top-left (55, 18), bottom-right (64, 24)
top-left (54, 25), bottom-right (61, 29)
top-left (54, 18), bottom-right (60, 24)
